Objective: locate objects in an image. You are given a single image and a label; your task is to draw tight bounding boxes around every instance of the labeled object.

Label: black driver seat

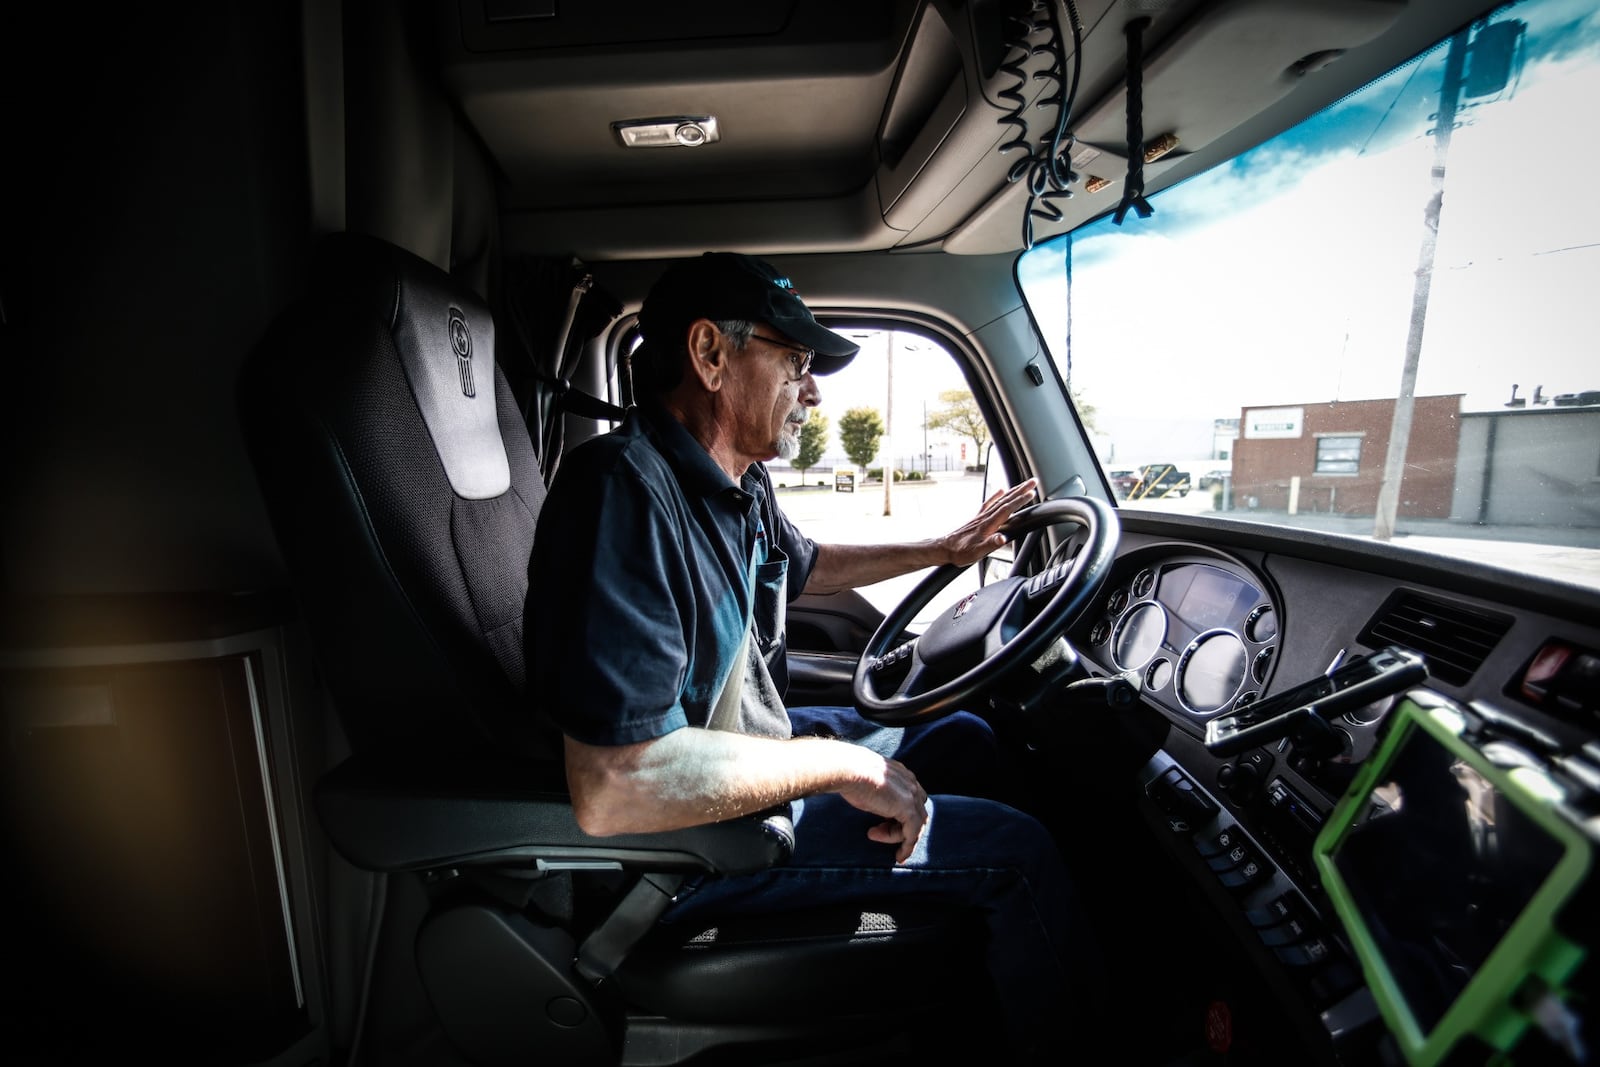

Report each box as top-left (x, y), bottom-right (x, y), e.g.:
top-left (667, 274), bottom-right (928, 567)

top-left (238, 233), bottom-right (992, 1066)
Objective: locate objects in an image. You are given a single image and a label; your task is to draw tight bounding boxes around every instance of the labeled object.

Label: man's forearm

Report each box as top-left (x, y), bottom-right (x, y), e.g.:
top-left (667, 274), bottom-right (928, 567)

top-left (802, 479), bottom-right (1039, 594)
top-left (803, 540), bottom-right (951, 594)
top-left (565, 728), bottom-right (885, 836)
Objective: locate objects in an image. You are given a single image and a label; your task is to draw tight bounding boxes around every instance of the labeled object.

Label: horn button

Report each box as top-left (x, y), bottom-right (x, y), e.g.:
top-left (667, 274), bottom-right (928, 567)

top-left (915, 583), bottom-right (1024, 675)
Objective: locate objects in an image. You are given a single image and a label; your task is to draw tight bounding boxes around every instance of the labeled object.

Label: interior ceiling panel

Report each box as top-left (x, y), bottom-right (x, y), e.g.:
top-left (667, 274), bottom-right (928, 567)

top-left (442, 0), bottom-right (911, 208)
top-left (457, 66), bottom-right (895, 207)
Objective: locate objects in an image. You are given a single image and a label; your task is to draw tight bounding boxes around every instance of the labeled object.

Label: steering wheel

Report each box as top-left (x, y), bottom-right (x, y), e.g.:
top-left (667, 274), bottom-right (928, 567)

top-left (852, 496), bottom-right (1119, 725)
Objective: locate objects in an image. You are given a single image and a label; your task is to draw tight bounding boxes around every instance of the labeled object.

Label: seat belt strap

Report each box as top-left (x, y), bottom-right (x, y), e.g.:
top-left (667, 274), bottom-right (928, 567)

top-left (705, 624), bottom-right (751, 732)
top-left (574, 872), bottom-right (685, 986)
top-left (575, 617), bottom-right (749, 983)
top-left (540, 376), bottom-right (628, 422)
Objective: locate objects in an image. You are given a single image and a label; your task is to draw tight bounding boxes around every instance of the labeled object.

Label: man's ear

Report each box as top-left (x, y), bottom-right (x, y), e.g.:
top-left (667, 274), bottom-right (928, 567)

top-left (684, 319), bottom-right (727, 392)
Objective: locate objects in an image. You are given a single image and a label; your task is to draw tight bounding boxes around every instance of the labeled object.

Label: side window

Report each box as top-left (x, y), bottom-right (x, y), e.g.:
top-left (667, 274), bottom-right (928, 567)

top-left (1314, 435), bottom-right (1363, 475)
top-left (979, 442), bottom-right (1016, 584)
top-left (773, 328), bottom-right (995, 628)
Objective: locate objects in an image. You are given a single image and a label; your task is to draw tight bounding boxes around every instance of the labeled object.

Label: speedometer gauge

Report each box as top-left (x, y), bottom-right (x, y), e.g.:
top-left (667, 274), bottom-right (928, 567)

top-left (1113, 602), bottom-right (1166, 670)
top-left (1177, 630), bottom-right (1248, 713)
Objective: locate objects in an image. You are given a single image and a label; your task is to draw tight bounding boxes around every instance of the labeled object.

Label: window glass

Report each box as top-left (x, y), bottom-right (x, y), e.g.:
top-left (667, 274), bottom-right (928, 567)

top-left (1019, 0), bottom-right (1600, 591)
top-left (1315, 436), bottom-right (1364, 475)
top-left (769, 329), bottom-right (992, 626)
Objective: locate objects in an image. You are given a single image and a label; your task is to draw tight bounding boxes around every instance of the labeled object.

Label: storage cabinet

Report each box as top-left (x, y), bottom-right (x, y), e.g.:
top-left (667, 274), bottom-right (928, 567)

top-left (0, 596), bottom-right (325, 1065)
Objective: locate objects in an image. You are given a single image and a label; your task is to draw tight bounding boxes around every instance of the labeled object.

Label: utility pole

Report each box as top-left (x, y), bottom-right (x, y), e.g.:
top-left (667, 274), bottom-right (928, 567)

top-left (1373, 26), bottom-right (1469, 541)
top-left (883, 332), bottom-right (895, 516)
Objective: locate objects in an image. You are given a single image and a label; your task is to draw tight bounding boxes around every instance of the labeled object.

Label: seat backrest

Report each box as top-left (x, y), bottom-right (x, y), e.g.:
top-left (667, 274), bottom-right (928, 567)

top-left (239, 233), bottom-right (552, 759)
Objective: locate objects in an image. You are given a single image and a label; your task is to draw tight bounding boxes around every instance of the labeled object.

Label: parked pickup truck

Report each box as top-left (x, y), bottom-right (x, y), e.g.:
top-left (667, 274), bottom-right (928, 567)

top-left (1127, 462), bottom-right (1191, 499)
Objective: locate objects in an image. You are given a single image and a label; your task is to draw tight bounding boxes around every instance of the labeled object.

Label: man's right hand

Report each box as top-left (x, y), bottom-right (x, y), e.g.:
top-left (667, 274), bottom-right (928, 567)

top-left (566, 729), bottom-right (930, 862)
top-left (836, 755), bottom-right (929, 863)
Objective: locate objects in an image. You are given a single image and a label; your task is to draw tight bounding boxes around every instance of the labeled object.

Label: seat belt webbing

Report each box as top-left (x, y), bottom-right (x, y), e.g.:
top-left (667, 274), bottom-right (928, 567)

top-left (705, 625), bottom-right (751, 733)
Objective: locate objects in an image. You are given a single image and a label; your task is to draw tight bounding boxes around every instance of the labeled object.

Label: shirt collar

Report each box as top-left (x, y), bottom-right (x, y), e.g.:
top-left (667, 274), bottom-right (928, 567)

top-left (637, 401), bottom-right (755, 506)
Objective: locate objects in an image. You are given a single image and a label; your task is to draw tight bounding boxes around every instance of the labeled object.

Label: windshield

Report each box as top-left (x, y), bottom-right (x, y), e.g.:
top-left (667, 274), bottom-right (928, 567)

top-left (1019, 0), bottom-right (1599, 592)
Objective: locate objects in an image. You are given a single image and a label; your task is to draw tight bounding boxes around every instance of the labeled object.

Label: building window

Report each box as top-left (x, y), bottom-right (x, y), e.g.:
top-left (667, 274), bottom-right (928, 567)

top-left (1315, 435), bottom-right (1362, 474)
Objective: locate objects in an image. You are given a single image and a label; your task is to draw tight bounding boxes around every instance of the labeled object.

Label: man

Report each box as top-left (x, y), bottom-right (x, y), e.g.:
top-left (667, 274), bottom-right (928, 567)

top-left (527, 252), bottom-right (1102, 1053)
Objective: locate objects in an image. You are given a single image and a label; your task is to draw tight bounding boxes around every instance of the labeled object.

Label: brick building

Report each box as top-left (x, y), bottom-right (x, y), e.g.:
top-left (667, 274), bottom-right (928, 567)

top-left (1231, 395), bottom-right (1462, 517)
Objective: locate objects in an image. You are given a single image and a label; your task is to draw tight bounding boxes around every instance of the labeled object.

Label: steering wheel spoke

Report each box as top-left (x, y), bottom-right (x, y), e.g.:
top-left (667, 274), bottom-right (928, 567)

top-left (981, 599), bottom-right (1023, 662)
top-left (871, 648), bottom-right (941, 705)
top-left (852, 497), bottom-right (1120, 725)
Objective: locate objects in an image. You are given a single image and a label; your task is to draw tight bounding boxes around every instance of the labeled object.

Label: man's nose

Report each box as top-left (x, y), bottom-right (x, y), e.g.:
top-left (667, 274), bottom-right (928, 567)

top-left (799, 374), bottom-right (820, 405)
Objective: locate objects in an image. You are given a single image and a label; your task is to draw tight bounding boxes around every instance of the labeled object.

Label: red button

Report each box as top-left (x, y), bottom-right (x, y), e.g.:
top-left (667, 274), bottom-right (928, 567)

top-left (1204, 1000), bottom-right (1232, 1053)
top-left (1521, 642), bottom-right (1572, 702)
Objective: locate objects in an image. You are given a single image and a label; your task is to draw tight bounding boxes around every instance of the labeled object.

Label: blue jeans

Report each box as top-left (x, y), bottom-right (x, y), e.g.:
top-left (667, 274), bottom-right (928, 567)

top-left (660, 791), bottom-right (1101, 1052)
top-left (663, 708), bottom-right (1100, 1051)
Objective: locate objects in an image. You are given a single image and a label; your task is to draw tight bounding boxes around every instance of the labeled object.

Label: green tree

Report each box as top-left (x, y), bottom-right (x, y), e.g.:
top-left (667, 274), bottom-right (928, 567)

top-left (838, 407), bottom-right (884, 470)
top-left (926, 389), bottom-right (989, 458)
top-left (794, 413), bottom-right (830, 478)
top-left (1070, 385), bottom-right (1100, 435)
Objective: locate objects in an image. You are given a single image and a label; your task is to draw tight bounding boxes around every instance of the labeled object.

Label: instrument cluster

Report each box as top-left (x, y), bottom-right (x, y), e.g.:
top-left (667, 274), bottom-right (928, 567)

top-left (1081, 550), bottom-right (1280, 731)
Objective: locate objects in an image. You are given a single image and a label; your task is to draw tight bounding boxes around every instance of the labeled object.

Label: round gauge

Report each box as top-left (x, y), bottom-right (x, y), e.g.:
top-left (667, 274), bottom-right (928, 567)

top-left (1177, 630), bottom-right (1249, 713)
top-left (1252, 646), bottom-right (1275, 684)
top-left (1089, 619), bottom-right (1111, 645)
top-left (1112, 602), bottom-right (1166, 670)
top-left (1146, 657), bottom-right (1172, 691)
top-left (1131, 568), bottom-right (1156, 598)
top-left (1245, 605), bottom-right (1278, 643)
top-left (1106, 587), bottom-right (1130, 616)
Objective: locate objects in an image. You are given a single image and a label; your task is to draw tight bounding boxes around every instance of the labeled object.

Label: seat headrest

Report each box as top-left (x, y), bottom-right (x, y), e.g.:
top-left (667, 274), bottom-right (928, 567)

top-left (312, 233), bottom-right (511, 500)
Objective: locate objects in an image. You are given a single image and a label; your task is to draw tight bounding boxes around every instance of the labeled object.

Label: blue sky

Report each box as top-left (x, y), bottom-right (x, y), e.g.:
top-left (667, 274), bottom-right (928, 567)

top-left (1018, 0), bottom-right (1599, 465)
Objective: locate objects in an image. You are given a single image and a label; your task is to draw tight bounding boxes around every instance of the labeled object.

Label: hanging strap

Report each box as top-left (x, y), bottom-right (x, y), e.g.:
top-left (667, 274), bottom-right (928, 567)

top-left (1113, 16), bottom-right (1155, 226)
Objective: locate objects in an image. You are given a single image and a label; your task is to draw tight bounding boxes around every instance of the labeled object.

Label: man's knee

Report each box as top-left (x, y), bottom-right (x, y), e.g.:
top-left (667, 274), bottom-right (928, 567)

top-left (898, 711), bottom-right (1002, 797)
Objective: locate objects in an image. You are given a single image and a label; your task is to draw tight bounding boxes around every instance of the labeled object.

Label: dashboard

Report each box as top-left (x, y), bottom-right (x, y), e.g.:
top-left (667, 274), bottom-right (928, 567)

top-left (1058, 518), bottom-right (1600, 1067)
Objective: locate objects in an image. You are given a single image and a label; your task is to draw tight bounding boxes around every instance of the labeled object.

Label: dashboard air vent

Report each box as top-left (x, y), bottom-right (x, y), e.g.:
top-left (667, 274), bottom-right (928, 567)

top-left (1357, 591), bottom-right (1513, 687)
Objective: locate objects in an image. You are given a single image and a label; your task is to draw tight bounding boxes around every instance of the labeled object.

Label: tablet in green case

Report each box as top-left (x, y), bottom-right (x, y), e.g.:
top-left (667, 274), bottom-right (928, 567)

top-left (1313, 698), bottom-right (1591, 1066)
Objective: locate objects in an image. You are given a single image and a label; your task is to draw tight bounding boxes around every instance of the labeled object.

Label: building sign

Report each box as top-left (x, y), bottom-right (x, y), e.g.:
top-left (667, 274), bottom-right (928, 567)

top-left (1244, 406), bottom-right (1304, 439)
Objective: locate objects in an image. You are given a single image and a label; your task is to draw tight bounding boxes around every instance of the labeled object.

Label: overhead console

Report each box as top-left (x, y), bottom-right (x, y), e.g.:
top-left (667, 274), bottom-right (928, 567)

top-left (440, 0), bottom-right (917, 257)
top-left (944, 0), bottom-right (1414, 253)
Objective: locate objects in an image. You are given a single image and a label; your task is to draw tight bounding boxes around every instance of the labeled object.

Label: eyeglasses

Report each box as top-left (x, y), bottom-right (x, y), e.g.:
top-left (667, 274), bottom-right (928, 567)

top-left (749, 333), bottom-right (815, 381)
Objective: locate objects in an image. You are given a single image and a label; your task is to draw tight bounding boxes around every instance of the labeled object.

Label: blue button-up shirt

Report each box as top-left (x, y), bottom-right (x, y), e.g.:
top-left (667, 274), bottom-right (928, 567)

top-left (528, 403), bottom-right (816, 746)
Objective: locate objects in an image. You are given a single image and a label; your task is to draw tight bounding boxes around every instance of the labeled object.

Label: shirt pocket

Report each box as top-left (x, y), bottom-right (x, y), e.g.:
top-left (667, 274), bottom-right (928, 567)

top-left (752, 548), bottom-right (788, 657)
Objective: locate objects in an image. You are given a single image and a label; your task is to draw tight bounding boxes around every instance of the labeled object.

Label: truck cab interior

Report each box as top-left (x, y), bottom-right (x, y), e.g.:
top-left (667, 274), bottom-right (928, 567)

top-left (4, 1), bottom-right (1597, 1066)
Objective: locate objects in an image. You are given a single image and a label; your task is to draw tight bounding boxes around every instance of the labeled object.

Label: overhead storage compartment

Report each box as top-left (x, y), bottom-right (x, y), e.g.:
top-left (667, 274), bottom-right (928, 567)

top-left (875, 2), bottom-right (968, 223)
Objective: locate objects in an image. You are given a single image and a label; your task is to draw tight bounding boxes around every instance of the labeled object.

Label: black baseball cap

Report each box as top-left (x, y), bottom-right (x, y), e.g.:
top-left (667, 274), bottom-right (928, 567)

top-left (637, 252), bottom-right (859, 376)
